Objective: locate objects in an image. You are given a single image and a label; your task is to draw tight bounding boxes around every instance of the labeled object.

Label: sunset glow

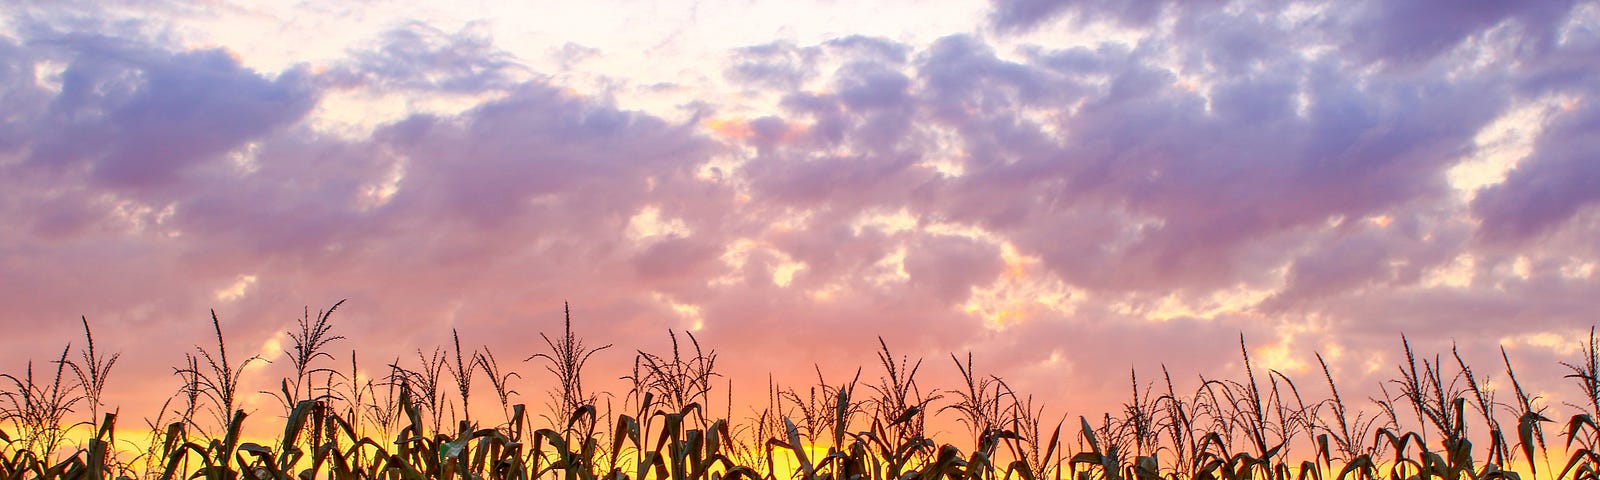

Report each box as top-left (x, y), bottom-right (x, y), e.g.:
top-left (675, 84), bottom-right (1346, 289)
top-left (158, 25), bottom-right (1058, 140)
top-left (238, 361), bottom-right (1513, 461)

top-left (2, 1), bottom-right (1600, 478)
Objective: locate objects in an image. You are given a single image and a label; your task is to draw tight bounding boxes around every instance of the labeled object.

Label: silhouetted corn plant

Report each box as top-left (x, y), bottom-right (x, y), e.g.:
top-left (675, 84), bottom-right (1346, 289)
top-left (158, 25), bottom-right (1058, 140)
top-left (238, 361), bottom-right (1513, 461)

top-left (165, 310), bottom-right (261, 479)
top-left (268, 300), bottom-right (346, 412)
top-left (446, 329), bottom-right (479, 429)
top-left (1312, 352), bottom-right (1378, 480)
top-left (10, 302), bottom-right (1600, 480)
top-left (391, 346), bottom-right (449, 433)
top-left (1502, 346), bottom-right (1550, 479)
top-left (65, 317), bottom-right (118, 429)
top-left (943, 353), bottom-right (1013, 452)
top-left (480, 347), bottom-right (521, 431)
top-left (866, 338), bottom-right (940, 480)
top-left (1560, 329), bottom-right (1600, 480)
top-left (528, 302), bottom-right (609, 430)
top-left (0, 344), bottom-right (82, 461)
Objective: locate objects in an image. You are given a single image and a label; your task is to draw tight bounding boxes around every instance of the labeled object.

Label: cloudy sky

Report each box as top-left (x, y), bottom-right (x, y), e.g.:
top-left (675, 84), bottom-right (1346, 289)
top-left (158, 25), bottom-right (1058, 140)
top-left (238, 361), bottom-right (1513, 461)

top-left (1, 0), bottom-right (1598, 436)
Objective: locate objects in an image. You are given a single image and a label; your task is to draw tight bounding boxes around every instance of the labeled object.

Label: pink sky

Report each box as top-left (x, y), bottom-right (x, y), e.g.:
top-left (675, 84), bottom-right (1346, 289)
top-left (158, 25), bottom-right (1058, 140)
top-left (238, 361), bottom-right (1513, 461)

top-left (1, 0), bottom-right (1599, 442)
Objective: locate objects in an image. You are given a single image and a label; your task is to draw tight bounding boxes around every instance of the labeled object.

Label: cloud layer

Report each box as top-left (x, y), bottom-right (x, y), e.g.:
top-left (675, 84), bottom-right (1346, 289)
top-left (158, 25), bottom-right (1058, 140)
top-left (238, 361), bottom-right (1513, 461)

top-left (1, 0), bottom-right (1598, 429)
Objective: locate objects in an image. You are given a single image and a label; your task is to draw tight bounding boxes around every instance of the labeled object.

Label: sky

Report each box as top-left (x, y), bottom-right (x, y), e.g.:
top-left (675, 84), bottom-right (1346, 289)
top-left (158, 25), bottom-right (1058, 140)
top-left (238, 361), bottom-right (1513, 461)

top-left (1, 0), bottom-right (1599, 441)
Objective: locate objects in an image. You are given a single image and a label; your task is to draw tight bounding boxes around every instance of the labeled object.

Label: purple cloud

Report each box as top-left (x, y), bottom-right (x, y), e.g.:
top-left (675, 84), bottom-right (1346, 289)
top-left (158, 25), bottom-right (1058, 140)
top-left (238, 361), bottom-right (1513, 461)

top-left (1340, 0), bottom-right (1582, 67)
top-left (1473, 96), bottom-right (1600, 242)
top-left (19, 34), bottom-right (316, 190)
top-left (335, 21), bottom-right (525, 92)
top-left (988, 0), bottom-right (1178, 33)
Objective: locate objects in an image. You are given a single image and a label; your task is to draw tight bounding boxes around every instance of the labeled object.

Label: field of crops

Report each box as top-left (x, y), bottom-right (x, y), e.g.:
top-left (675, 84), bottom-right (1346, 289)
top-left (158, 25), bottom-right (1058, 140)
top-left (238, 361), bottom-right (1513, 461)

top-left (3, 302), bottom-right (1598, 480)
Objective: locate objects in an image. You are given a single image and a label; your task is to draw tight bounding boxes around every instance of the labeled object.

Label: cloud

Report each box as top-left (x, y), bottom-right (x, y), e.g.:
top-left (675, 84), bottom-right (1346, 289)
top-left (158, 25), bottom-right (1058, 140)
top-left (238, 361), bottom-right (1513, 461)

top-left (823, 35), bottom-right (911, 64)
top-left (1473, 96), bottom-right (1600, 242)
top-left (13, 34), bottom-right (317, 191)
top-left (1263, 215), bottom-right (1473, 310)
top-left (725, 41), bottom-right (823, 92)
top-left (1339, 0), bottom-right (1583, 67)
top-left (699, 1), bottom-right (1599, 411)
top-left (0, 36), bottom-right (48, 157)
top-left (333, 21), bottom-right (526, 93)
top-left (988, 0), bottom-right (1176, 33)
top-left (0, 16), bottom-right (732, 407)
top-left (1, 0), bottom-right (1598, 435)
top-left (551, 42), bottom-right (600, 70)
top-left (379, 84), bottom-right (714, 227)
top-left (821, 28), bottom-right (1498, 294)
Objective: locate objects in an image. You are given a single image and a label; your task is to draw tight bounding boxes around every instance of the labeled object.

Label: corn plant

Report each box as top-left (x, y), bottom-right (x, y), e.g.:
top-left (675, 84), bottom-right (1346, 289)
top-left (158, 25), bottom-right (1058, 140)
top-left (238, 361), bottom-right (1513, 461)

top-left (0, 345), bottom-right (82, 461)
top-left (8, 302), bottom-right (1600, 480)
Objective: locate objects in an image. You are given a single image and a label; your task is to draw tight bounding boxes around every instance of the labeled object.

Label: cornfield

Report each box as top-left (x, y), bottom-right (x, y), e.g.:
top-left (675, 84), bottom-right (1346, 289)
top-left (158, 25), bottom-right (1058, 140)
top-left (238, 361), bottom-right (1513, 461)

top-left (3, 301), bottom-right (1598, 480)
